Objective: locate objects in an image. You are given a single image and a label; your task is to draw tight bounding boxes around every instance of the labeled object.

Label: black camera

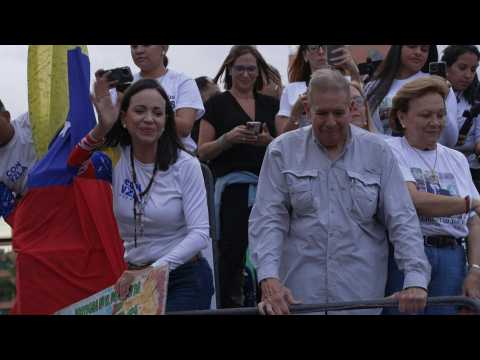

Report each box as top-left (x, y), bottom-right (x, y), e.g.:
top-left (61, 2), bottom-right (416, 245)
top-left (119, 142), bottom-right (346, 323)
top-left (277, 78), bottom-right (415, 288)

top-left (429, 62), bottom-right (447, 79)
top-left (100, 67), bottom-right (134, 91)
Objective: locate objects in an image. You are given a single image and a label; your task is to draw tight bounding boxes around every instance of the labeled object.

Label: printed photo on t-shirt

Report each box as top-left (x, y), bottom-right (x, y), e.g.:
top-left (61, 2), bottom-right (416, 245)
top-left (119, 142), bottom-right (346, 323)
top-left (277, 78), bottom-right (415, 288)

top-left (410, 166), bottom-right (465, 229)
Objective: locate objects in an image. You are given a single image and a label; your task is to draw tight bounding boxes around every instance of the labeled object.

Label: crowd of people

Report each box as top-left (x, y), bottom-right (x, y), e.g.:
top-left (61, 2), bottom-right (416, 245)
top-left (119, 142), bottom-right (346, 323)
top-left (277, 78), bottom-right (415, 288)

top-left (1, 44), bottom-right (480, 315)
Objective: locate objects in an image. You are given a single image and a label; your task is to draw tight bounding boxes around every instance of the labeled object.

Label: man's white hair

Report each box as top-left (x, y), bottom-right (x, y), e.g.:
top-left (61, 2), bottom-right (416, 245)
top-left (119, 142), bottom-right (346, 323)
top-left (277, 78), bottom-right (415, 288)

top-left (307, 68), bottom-right (351, 103)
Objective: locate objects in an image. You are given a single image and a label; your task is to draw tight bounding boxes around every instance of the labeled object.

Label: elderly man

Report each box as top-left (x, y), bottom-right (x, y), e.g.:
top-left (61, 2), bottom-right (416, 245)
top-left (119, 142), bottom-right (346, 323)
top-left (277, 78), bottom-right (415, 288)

top-left (248, 68), bottom-right (431, 315)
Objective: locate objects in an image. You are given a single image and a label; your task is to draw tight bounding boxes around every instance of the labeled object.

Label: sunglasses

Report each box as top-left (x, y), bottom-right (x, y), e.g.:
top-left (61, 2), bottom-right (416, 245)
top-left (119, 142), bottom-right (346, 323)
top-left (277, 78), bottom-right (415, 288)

top-left (232, 65), bottom-right (258, 74)
top-left (306, 45), bottom-right (326, 52)
top-left (352, 96), bottom-right (366, 108)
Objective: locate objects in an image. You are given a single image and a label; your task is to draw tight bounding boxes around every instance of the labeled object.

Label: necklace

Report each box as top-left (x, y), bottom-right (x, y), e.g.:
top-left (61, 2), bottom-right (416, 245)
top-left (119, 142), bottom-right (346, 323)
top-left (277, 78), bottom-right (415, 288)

top-left (130, 146), bottom-right (157, 248)
top-left (411, 143), bottom-right (439, 184)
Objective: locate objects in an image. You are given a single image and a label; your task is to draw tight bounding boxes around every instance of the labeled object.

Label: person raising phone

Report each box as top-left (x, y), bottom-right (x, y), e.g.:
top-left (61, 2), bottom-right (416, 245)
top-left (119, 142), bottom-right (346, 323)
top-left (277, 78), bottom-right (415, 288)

top-left (276, 45), bottom-right (361, 135)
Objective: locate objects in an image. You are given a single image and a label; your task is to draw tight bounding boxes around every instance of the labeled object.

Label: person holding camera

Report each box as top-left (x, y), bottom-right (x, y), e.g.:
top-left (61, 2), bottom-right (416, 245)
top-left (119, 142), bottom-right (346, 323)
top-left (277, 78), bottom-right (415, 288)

top-left (276, 45), bottom-right (361, 135)
top-left (442, 45), bottom-right (480, 192)
top-left (68, 76), bottom-right (214, 312)
top-left (365, 45), bottom-right (459, 147)
top-left (129, 45), bottom-right (205, 153)
top-left (384, 76), bottom-right (480, 315)
top-left (197, 45), bottom-right (279, 308)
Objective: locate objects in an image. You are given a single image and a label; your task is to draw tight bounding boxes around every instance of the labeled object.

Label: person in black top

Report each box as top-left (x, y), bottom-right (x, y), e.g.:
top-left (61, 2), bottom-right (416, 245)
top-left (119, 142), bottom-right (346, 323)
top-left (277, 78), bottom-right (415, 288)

top-left (197, 45), bottom-right (279, 308)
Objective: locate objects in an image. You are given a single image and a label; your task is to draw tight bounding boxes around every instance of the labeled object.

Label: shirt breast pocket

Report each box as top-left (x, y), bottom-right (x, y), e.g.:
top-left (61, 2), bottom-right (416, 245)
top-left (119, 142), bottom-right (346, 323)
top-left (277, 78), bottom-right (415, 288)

top-left (346, 170), bottom-right (380, 221)
top-left (283, 169), bottom-right (317, 216)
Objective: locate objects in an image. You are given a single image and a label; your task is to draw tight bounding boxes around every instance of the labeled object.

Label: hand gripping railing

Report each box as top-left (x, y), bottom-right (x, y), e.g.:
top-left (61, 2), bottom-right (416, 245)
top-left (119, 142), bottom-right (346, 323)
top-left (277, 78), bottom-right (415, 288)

top-left (167, 296), bottom-right (480, 315)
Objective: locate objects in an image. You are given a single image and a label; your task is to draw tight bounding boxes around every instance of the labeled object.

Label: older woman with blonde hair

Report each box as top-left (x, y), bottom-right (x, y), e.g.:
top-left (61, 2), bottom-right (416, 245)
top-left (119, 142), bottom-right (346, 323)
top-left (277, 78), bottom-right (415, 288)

top-left (384, 75), bottom-right (480, 314)
top-left (349, 81), bottom-right (376, 132)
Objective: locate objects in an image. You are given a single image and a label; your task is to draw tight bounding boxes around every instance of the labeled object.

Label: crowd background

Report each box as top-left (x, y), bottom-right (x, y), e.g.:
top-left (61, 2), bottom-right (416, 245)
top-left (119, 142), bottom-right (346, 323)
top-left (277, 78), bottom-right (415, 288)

top-left (1, 44), bottom-right (480, 314)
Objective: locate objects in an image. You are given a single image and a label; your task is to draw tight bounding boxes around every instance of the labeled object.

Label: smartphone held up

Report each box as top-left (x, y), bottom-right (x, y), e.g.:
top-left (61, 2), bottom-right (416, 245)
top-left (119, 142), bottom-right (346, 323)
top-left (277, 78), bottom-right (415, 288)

top-left (326, 45), bottom-right (346, 66)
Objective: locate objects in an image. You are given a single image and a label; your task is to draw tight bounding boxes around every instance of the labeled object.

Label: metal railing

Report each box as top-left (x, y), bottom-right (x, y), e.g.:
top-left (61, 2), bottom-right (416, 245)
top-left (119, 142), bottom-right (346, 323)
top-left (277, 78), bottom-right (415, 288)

top-left (168, 296), bottom-right (480, 315)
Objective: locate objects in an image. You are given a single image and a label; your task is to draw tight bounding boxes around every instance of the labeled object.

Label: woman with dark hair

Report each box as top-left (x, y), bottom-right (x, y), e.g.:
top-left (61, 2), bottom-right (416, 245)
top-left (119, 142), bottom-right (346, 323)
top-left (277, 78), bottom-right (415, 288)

top-left (191, 76), bottom-right (220, 145)
top-left (129, 45), bottom-right (205, 153)
top-left (442, 45), bottom-right (480, 191)
top-left (365, 45), bottom-right (458, 147)
top-left (259, 64), bottom-right (284, 100)
top-left (277, 45), bottom-right (360, 135)
top-left (69, 75), bottom-right (214, 312)
top-left (197, 45), bottom-right (279, 308)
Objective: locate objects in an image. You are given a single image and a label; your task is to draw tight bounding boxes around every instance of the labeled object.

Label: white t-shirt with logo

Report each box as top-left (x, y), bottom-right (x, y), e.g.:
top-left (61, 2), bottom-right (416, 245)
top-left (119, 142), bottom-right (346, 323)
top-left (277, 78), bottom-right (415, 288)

top-left (367, 71), bottom-right (458, 147)
top-left (277, 81), bottom-right (310, 128)
top-left (112, 146), bottom-right (210, 270)
top-left (132, 69), bottom-right (205, 153)
top-left (386, 136), bottom-right (479, 238)
top-left (0, 112), bottom-right (37, 195)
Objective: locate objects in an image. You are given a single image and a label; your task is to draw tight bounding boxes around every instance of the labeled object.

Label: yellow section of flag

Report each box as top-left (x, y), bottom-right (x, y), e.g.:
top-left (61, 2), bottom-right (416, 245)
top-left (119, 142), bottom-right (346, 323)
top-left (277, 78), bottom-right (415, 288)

top-left (28, 45), bottom-right (89, 158)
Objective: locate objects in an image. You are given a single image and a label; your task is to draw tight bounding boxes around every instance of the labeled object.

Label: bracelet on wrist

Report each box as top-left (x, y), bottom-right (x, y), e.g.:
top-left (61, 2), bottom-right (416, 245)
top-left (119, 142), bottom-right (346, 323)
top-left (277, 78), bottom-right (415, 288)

top-left (218, 134), bottom-right (230, 150)
top-left (465, 195), bottom-right (471, 214)
top-left (469, 264), bottom-right (480, 272)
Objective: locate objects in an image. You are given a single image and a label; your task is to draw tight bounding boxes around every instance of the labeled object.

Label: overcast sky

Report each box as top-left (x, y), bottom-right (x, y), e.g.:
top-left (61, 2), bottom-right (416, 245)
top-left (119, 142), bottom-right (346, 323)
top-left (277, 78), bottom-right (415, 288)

top-left (0, 45), bottom-right (291, 119)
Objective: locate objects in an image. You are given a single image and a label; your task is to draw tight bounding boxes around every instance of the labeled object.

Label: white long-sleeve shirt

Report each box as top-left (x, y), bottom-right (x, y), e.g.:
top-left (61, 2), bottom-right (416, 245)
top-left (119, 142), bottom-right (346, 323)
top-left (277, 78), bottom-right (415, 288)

top-left (112, 147), bottom-right (210, 270)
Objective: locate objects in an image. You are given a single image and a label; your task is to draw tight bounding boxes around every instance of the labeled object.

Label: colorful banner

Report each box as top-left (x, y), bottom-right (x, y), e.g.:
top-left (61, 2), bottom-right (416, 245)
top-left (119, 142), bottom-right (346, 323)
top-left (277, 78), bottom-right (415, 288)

top-left (56, 265), bottom-right (169, 315)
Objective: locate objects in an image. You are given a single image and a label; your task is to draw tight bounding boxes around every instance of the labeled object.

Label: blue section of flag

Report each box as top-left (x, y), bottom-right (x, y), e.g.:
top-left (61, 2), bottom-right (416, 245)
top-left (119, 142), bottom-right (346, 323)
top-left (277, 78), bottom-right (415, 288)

top-left (91, 152), bottom-right (113, 183)
top-left (27, 47), bottom-right (97, 189)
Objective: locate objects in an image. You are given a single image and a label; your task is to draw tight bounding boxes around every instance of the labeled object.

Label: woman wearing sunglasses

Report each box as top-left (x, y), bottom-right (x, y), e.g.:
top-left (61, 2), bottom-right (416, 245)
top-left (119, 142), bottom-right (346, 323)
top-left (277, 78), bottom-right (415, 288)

top-left (277, 45), bottom-right (361, 135)
top-left (349, 81), bottom-right (376, 132)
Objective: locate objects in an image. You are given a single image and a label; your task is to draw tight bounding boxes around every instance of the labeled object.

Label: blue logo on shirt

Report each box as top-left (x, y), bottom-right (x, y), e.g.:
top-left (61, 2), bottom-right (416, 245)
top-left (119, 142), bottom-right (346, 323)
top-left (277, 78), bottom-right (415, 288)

top-left (6, 162), bottom-right (28, 184)
top-left (120, 179), bottom-right (141, 201)
top-left (169, 95), bottom-right (176, 110)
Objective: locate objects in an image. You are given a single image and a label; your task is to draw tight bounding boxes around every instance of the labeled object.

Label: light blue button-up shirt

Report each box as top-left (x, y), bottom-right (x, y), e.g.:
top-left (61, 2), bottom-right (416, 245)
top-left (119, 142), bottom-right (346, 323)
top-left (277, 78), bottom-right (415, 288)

top-left (249, 124), bottom-right (431, 314)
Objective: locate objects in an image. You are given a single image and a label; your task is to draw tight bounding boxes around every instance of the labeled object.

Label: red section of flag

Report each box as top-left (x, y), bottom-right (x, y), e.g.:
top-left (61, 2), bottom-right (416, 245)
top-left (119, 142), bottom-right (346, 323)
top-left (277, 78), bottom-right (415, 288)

top-left (10, 178), bottom-right (126, 315)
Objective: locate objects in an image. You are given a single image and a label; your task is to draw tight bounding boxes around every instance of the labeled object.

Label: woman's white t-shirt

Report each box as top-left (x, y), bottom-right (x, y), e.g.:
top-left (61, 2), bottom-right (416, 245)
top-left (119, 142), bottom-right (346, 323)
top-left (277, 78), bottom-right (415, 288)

top-left (386, 136), bottom-right (479, 238)
top-left (112, 147), bottom-right (209, 270)
top-left (0, 112), bottom-right (37, 195)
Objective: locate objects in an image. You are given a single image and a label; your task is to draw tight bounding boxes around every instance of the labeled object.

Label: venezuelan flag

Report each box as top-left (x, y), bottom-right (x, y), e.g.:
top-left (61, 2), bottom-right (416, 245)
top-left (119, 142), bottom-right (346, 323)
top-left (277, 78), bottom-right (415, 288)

top-left (11, 46), bottom-right (126, 315)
